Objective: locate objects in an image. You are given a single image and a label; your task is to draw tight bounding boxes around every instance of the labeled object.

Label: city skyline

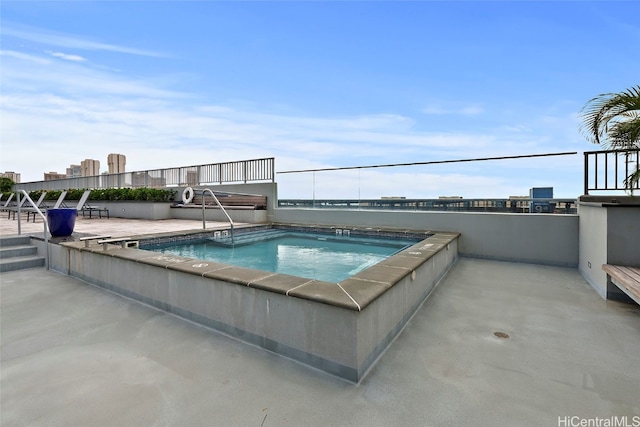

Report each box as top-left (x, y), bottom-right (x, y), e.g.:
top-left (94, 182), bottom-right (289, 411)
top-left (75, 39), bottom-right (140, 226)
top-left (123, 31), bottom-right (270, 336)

top-left (5, 153), bottom-right (126, 183)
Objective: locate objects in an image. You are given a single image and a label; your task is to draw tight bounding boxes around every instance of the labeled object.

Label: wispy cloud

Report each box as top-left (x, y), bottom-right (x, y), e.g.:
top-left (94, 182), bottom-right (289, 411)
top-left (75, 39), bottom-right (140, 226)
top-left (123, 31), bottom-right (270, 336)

top-left (0, 49), bottom-right (50, 64)
top-left (422, 104), bottom-right (485, 116)
top-left (1, 49), bottom-right (182, 98)
top-left (49, 51), bottom-right (87, 62)
top-left (2, 23), bottom-right (168, 58)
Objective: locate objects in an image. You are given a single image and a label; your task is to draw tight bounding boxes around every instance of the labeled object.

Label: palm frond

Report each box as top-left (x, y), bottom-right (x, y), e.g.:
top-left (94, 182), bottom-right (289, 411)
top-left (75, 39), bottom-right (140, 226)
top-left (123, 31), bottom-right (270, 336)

top-left (579, 85), bottom-right (640, 148)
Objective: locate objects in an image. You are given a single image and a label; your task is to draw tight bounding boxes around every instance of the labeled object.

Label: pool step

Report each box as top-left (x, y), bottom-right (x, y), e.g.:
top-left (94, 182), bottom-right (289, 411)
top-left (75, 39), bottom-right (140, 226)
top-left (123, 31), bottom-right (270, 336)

top-left (211, 228), bottom-right (288, 246)
top-left (0, 236), bottom-right (45, 272)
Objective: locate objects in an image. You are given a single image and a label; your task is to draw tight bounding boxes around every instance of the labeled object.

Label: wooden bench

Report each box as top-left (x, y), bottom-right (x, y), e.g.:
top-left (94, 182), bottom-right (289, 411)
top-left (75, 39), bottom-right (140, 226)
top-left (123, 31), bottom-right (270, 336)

top-left (602, 264), bottom-right (640, 306)
top-left (191, 194), bottom-right (267, 210)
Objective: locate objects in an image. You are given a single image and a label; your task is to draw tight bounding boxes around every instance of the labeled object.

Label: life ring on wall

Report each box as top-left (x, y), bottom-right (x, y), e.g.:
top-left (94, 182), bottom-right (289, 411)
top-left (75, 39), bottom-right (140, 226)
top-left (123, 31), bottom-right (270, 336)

top-left (182, 187), bottom-right (194, 204)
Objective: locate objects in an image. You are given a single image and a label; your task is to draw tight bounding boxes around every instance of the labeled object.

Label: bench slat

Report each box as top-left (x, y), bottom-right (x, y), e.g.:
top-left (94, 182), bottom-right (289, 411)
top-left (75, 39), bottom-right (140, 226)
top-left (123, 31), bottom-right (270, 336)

top-left (603, 264), bottom-right (640, 304)
top-left (190, 194), bottom-right (266, 209)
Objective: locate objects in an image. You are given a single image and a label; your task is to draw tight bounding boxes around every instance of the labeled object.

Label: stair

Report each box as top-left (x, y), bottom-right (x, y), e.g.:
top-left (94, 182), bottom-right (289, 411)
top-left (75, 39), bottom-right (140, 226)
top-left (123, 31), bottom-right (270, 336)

top-left (0, 235), bottom-right (45, 272)
top-left (210, 228), bottom-right (288, 247)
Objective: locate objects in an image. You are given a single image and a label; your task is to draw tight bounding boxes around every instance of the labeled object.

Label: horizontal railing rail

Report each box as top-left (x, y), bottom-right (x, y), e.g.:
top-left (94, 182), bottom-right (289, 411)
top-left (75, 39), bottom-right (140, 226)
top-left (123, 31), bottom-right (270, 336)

top-left (14, 158), bottom-right (275, 192)
top-left (584, 149), bottom-right (640, 195)
top-left (278, 198), bottom-right (578, 214)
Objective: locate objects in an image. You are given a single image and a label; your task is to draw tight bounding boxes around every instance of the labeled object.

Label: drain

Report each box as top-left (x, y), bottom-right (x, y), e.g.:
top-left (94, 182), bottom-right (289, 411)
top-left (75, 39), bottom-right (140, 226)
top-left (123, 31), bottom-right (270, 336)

top-left (493, 331), bottom-right (510, 339)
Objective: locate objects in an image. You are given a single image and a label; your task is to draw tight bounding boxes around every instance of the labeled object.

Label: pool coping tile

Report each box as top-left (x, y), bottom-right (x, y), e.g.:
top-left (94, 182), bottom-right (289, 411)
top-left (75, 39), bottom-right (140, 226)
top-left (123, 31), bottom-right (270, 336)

top-left (203, 265), bottom-right (276, 286)
top-left (287, 280), bottom-right (360, 310)
top-left (249, 273), bottom-right (315, 295)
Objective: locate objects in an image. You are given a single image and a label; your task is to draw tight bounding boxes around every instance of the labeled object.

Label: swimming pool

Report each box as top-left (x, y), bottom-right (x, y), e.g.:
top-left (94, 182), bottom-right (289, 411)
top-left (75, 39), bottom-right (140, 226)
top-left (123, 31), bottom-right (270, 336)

top-left (57, 225), bottom-right (459, 381)
top-left (147, 230), bottom-right (419, 282)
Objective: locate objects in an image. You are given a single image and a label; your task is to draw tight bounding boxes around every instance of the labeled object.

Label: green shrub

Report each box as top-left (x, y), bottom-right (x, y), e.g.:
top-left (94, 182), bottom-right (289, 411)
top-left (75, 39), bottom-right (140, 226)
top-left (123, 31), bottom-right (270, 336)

top-left (10, 188), bottom-right (176, 202)
top-left (4, 188), bottom-right (176, 202)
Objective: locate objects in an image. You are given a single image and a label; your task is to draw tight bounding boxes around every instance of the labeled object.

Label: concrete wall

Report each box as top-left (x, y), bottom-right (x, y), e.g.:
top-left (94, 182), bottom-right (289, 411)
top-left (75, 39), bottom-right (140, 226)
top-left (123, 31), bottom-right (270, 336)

top-left (578, 200), bottom-right (640, 300)
top-left (578, 204), bottom-right (609, 298)
top-left (169, 207), bottom-right (267, 223)
top-left (89, 201), bottom-right (173, 220)
top-left (607, 207), bottom-right (640, 266)
top-left (274, 208), bottom-right (579, 267)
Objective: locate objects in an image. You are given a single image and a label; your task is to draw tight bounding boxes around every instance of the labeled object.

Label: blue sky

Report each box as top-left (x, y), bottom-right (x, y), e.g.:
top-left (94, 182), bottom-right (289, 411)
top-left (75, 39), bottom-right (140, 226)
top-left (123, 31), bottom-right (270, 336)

top-left (1, 1), bottom-right (638, 198)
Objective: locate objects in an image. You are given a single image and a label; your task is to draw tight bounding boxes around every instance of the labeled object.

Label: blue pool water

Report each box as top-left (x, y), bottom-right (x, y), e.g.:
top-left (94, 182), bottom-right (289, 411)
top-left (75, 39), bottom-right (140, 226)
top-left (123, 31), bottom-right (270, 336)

top-left (148, 232), bottom-right (417, 283)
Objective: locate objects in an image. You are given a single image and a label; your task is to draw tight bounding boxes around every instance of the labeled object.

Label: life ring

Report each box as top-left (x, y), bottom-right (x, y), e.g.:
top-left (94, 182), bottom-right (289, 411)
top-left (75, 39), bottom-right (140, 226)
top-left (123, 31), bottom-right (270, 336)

top-left (182, 187), bottom-right (194, 204)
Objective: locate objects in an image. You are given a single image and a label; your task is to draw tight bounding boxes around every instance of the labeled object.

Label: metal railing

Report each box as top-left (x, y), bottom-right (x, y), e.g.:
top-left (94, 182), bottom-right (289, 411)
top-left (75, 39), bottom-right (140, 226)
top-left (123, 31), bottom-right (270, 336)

top-left (278, 198), bottom-right (578, 214)
top-left (584, 149), bottom-right (640, 195)
top-left (278, 198), bottom-right (577, 214)
top-left (197, 188), bottom-right (234, 243)
top-left (15, 157), bottom-right (275, 192)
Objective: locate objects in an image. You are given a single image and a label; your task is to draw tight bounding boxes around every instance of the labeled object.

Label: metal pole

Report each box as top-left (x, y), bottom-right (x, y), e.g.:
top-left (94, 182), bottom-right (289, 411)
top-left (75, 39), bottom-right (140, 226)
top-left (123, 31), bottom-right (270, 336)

top-left (17, 192), bottom-right (22, 235)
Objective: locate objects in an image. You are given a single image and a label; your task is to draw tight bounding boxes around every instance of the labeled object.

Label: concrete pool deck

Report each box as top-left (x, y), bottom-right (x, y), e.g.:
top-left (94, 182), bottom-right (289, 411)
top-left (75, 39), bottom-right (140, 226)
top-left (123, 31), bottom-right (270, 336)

top-left (0, 214), bottom-right (239, 238)
top-left (2, 258), bottom-right (639, 425)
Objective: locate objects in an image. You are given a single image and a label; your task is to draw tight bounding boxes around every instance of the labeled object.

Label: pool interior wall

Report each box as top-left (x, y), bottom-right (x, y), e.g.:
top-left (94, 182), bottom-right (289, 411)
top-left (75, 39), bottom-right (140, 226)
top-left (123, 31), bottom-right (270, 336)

top-left (49, 225), bottom-right (459, 382)
top-left (144, 227), bottom-right (423, 283)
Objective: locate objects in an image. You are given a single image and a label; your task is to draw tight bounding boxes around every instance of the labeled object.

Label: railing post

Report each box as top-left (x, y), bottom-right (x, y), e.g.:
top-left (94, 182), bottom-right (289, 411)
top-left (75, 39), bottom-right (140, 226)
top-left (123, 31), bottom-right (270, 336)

top-left (243, 160), bottom-right (248, 184)
top-left (584, 152), bottom-right (589, 195)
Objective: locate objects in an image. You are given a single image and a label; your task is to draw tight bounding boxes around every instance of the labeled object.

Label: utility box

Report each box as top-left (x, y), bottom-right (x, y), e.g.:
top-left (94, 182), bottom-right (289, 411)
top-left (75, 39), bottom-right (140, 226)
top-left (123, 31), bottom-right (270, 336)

top-left (530, 187), bottom-right (553, 199)
top-left (529, 187), bottom-right (555, 213)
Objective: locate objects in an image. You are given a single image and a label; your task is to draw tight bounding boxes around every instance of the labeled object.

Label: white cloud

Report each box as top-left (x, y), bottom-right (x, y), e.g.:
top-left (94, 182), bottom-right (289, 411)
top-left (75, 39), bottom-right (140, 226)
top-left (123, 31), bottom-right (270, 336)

top-left (422, 104), bottom-right (485, 116)
top-left (49, 51), bottom-right (86, 62)
top-left (0, 39), bottom-right (583, 198)
top-left (0, 49), bottom-right (50, 64)
top-left (2, 23), bottom-right (167, 58)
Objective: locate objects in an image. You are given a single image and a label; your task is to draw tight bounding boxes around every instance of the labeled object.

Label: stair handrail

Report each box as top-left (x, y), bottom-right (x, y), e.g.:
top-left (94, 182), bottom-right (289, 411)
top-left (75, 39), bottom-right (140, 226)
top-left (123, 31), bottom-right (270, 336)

top-left (16, 190), bottom-right (49, 270)
top-left (198, 188), bottom-right (234, 244)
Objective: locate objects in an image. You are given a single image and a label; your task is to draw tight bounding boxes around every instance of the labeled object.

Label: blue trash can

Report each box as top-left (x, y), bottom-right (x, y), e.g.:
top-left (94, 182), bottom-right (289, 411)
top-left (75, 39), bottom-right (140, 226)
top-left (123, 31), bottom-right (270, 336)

top-left (47, 208), bottom-right (77, 237)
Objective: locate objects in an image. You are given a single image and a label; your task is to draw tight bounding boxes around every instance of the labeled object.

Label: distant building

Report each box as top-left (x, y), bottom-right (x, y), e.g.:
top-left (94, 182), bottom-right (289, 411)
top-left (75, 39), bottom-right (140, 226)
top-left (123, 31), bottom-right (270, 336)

top-left (186, 170), bottom-right (199, 186)
top-left (81, 159), bottom-right (100, 176)
top-left (133, 172), bottom-right (166, 188)
top-left (44, 171), bottom-right (66, 181)
top-left (1, 171), bottom-right (21, 183)
top-left (66, 164), bottom-right (82, 178)
top-left (107, 153), bottom-right (126, 174)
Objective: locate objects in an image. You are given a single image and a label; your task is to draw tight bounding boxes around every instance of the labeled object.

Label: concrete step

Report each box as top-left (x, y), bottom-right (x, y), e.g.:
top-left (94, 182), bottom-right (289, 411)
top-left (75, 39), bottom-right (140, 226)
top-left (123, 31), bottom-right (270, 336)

top-left (0, 244), bottom-right (38, 258)
top-left (0, 255), bottom-right (45, 272)
top-left (210, 229), bottom-right (287, 247)
top-left (0, 235), bottom-right (45, 272)
top-left (0, 235), bottom-right (31, 247)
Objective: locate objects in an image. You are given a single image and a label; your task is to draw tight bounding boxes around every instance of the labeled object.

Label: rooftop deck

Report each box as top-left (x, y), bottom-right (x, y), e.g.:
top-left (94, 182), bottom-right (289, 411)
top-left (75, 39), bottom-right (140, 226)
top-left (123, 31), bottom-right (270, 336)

top-left (1, 216), bottom-right (639, 425)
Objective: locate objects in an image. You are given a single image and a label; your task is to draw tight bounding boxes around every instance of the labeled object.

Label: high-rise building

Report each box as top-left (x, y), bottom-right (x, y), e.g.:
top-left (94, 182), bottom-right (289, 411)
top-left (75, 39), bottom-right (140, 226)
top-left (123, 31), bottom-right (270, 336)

top-left (0, 171), bottom-right (21, 183)
top-left (186, 170), bottom-right (198, 186)
top-left (81, 159), bottom-right (100, 176)
top-left (66, 164), bottom-right (82, 178)
top-left (108, 153), bottom-right (126, 174)
top-left (44, 171), bottom-right (66, 181)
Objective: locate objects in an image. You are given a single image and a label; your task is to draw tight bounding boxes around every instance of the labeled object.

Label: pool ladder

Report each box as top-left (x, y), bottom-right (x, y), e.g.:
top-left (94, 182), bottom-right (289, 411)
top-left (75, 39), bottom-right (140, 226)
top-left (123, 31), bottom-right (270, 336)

top-left (197, 188), bottom-right (234, 244)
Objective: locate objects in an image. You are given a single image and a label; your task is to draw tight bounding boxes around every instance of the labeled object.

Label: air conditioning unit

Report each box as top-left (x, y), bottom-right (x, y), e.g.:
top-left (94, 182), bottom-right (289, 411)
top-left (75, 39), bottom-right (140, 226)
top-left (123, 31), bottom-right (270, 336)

top-left (529, 187), bottom-right (554, 214)
top-left (530, 201), bottom-right (555, 213)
